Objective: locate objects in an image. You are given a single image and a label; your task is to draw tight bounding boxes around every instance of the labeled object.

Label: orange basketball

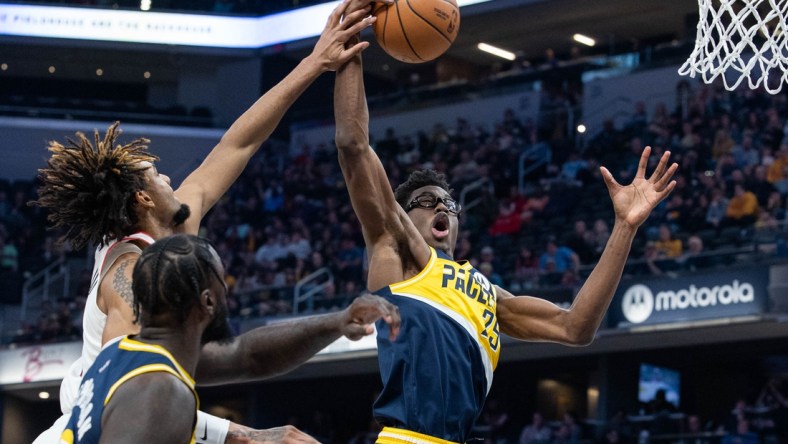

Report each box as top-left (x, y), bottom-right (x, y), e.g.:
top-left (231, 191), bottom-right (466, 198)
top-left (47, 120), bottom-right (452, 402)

top-left (373, 0), bottom-right (460, 64)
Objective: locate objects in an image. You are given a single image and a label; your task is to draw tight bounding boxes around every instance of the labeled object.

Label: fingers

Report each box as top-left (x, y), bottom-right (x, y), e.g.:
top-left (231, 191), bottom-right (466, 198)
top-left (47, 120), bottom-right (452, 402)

top-left (344, 323), bottom-right (372, 341)
top-left (341, 5), bottom-right (374, 30)
top-left (654, 162), bottom-right (679, 191)
top-left (635, 146), bottom-right (651, 179)
top-left (648, 150), bottom-right (670, 183)
top-left (655, 180), bottom-right (678, 203)
top-left (599, 166), bottom-right (620, 190)
top-left (326, 0), bottom-right (350, 29)
top-left (342, 40), bottom-right (371, 60)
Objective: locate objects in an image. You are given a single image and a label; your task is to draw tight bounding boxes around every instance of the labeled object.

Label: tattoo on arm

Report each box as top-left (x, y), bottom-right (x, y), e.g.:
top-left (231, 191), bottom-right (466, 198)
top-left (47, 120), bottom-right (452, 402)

top-left (112, 260), bottom-right (135, 308)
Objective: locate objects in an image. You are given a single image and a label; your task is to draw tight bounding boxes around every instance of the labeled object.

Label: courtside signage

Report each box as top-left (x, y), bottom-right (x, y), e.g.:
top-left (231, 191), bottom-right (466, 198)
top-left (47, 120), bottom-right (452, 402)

top-left (609, 267), bottom-right (769, 328)
top-left (0, 342), bottom-right (81, 385)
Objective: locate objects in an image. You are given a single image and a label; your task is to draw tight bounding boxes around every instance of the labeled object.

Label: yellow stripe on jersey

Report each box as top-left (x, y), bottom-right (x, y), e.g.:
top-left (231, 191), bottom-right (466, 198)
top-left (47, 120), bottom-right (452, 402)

top-left (104, 364), bottom-right (192, 405)
top-left (377, 427), bottom-right (459, 444)
top-left (59, 428), bottom-right (74, 444)
top-left (389, 247), bottom-right (500, 372)
top-left (119, 337), bottom-right (196, 386)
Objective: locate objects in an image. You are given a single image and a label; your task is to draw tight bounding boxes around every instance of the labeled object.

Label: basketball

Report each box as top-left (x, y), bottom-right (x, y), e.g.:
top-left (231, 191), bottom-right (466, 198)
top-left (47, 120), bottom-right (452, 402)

top-left (373, 0), bottom-right (460, 64)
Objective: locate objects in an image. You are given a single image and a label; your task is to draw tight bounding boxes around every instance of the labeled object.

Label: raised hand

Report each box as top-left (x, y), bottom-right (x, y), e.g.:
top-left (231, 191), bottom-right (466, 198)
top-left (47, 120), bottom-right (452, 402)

top-left (340, 293), bottom-right (401, 341)
top-left (309, 0), bottom-right (379, 72)
top-left (600, 146), bottom-right (678, 229)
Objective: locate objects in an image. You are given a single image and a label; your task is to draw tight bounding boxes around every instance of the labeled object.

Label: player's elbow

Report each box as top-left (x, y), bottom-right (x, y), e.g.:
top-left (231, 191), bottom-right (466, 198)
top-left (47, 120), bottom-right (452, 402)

top-left (335, 132), bottom-right (367, 155)
top-left (563, 323), bottom-right (597, 346)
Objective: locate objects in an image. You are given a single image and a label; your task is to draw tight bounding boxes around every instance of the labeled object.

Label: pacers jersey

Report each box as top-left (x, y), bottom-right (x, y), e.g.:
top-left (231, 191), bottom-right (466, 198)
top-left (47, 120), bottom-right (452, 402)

top-left (59, 336), bottom-right (198, 444)
top-left (373, 247), bottom-right (500, 443)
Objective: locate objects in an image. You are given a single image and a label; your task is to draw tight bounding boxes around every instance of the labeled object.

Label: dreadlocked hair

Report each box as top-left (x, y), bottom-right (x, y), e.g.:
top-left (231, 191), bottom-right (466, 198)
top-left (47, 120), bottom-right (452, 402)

top-left (132, 234), bottom-right (219, 326)
top-left (394, 169), bottom-right (454, 210)
top-left (31, 121), bottom-right (158, 249)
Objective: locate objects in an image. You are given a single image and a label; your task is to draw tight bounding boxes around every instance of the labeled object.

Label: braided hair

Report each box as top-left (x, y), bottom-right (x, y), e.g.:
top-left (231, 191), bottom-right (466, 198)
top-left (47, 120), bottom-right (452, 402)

top-left (394, 169), bottom-right (453, 210)
top-left (31, 121), bottom-right (158, 249)
top-left (131, 234), bottom-right (220, 326)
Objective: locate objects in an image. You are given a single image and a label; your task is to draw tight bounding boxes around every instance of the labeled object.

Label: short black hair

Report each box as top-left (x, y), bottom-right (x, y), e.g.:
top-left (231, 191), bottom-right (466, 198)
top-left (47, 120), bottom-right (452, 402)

top-left (132, 234), bottom-right (220, 326)
top-left (393, 169), bottom-right (453, 210)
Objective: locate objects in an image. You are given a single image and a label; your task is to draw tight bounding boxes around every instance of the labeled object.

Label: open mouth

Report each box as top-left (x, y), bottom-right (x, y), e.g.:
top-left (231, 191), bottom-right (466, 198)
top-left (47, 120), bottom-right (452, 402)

top-left (431, 213), bottom-right (450, 239)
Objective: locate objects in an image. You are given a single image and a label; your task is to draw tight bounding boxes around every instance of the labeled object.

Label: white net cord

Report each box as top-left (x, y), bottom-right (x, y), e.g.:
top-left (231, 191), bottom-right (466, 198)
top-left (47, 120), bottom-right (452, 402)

top-left (679, 0), bottom-right (788, 94)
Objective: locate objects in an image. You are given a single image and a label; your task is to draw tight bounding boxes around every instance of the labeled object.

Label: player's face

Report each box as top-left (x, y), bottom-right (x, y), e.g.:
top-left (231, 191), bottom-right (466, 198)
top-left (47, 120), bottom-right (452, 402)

top-left (140, 162), bottom-right (191, 227)
top-left (201, 248), bottom-right (233, 345)
top-left (405, 185), bottom-right (460, 256)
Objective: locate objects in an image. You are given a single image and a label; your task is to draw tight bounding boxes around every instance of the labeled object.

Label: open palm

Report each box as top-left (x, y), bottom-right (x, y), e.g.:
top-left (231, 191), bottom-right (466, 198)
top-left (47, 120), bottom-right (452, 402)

top-left (600, 146), bottom-right (678, 228)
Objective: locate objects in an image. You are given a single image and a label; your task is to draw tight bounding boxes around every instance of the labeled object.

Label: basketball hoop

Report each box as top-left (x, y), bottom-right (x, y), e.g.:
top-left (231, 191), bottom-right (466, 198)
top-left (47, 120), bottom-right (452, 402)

top-left (679, 0), bottom-right (788, 94)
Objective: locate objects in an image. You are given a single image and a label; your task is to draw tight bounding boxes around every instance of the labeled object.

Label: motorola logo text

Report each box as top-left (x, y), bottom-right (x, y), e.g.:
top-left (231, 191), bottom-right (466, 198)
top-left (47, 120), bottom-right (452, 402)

top-left (621, 280), bottom-right (755, 324)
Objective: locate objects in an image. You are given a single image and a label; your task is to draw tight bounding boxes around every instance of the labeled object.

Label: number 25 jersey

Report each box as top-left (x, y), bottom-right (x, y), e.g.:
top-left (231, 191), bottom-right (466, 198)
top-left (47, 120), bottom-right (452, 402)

top-left (373, 247), bottom-right (501, 443)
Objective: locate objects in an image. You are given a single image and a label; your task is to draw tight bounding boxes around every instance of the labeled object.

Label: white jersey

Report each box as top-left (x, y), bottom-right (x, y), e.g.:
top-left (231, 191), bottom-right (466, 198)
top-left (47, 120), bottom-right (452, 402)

top-left (58, 232), bottom-right (154, 415)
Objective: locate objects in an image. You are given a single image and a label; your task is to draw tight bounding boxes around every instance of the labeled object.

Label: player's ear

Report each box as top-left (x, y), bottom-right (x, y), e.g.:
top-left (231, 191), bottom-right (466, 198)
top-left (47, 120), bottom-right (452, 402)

top-left (201, 289), bottom-right (217, 318)
top-left (134, 190), bottom-right (154, 209)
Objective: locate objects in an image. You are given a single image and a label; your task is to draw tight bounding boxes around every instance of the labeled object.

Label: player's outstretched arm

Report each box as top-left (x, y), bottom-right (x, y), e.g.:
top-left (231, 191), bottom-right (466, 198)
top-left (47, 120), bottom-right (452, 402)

top-left (497, 147), bottom-right (677, 345)
top-left (195, 294), bottom-right (399, 386)
top-left (226, 424), bottom-right (322, 444)
top-left (175, 0), bottom-right (379, 235)
top-left (333, 28), bottom-right (431, 286)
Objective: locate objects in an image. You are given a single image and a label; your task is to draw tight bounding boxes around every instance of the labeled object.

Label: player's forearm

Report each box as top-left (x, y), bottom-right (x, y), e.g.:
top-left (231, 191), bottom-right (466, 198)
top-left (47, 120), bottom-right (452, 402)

top-left (222, 56), bottom-right (325, 151)
top-left (334, 55), bottom-right (370, 154)
top-left (568, 221), bottom-right (636, 344)
top-left (196, 311), bottom-right (345, 385)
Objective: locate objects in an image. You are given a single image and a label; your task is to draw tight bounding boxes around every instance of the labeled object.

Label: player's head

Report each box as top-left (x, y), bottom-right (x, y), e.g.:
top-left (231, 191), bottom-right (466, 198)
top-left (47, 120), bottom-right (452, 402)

top-left (32, 122), bottom-right (190, 249)
top-left (395, 169), bottom-right (460, 256)
top-left (132, 234), bottom-right (233, 345)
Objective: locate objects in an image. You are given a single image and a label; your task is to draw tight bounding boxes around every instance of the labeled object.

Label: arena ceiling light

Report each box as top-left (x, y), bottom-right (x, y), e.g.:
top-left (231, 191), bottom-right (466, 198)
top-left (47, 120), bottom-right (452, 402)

top-left (573, 33), bottom-right (596, 46)
top-left (477, 43), bottom-right (516, 60)
top-left (0, 0), bottom-right (492, 48)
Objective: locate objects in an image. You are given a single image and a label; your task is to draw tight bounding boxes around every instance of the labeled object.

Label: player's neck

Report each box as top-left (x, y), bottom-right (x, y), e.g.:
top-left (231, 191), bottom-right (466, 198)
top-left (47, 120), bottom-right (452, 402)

top-left (136, 216), bottom-right (177, 241)
top-left (135, 327), bottom-right (201, 376)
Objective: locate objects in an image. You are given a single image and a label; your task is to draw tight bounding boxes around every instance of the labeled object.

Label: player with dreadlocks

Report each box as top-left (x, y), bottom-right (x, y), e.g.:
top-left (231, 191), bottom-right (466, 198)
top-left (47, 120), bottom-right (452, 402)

top-left (31, 1), bottom-right (396, 443)
top-left (60, 234), bottom-right (399, 444)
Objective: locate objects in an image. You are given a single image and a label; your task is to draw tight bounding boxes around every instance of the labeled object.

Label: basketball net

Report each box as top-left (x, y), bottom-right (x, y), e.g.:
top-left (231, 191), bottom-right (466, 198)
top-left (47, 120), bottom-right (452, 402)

top-left (679, 0), bottom-right (788, 94)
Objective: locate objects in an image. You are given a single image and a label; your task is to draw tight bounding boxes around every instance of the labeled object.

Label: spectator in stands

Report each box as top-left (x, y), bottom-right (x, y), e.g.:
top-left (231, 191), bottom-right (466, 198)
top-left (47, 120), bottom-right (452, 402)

top-left (478, 398), bottom-right (511, 444)
top-left (713, 128), bottom-right (736, 161)
top-left (559, 411), bottom-right (582, 444)
top-left (706, 188), bottom-right (730, 229)
top-left (654, 224), bottom-right (682, 258)
top-left (333, 237), bottom-right (364, 286)
top-left (724, 183), bottom-right (759, 227)
top-left (677, 413), bottom-right (714, 444)
top-left (478, 261), bottom-right (504, 287)
top-left (538, 237), bottom-right (580, 275)
top-left (749, 165), bottom-right (777, 207)
top-left (254, 232), bottom-right (288, 268)
top-left (512, 245), bottom-right (539, 290)
top-left (0, 233), bottom-right (18, 272)
top-left (767, 145), bottom-right (788, 194)
top-left (721, 419), bottom-right (760, 444)
top-left (679, 235), bottom-right (709, 271)
top-left (566, 220), bottom-right (595, 264)
top-left (519, 411), bottom-right (552, 444)
top-left (590, 219), bottom-right (611, 259)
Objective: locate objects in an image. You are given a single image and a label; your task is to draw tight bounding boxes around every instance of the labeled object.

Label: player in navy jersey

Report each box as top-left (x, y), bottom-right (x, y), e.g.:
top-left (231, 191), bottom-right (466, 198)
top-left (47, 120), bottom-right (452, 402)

top-left (333, 4), bottom-right (678, 442)
top-left (60, 234), bottom-right (399, 444)
top-left (32, 1), bottom-right (391, 442)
